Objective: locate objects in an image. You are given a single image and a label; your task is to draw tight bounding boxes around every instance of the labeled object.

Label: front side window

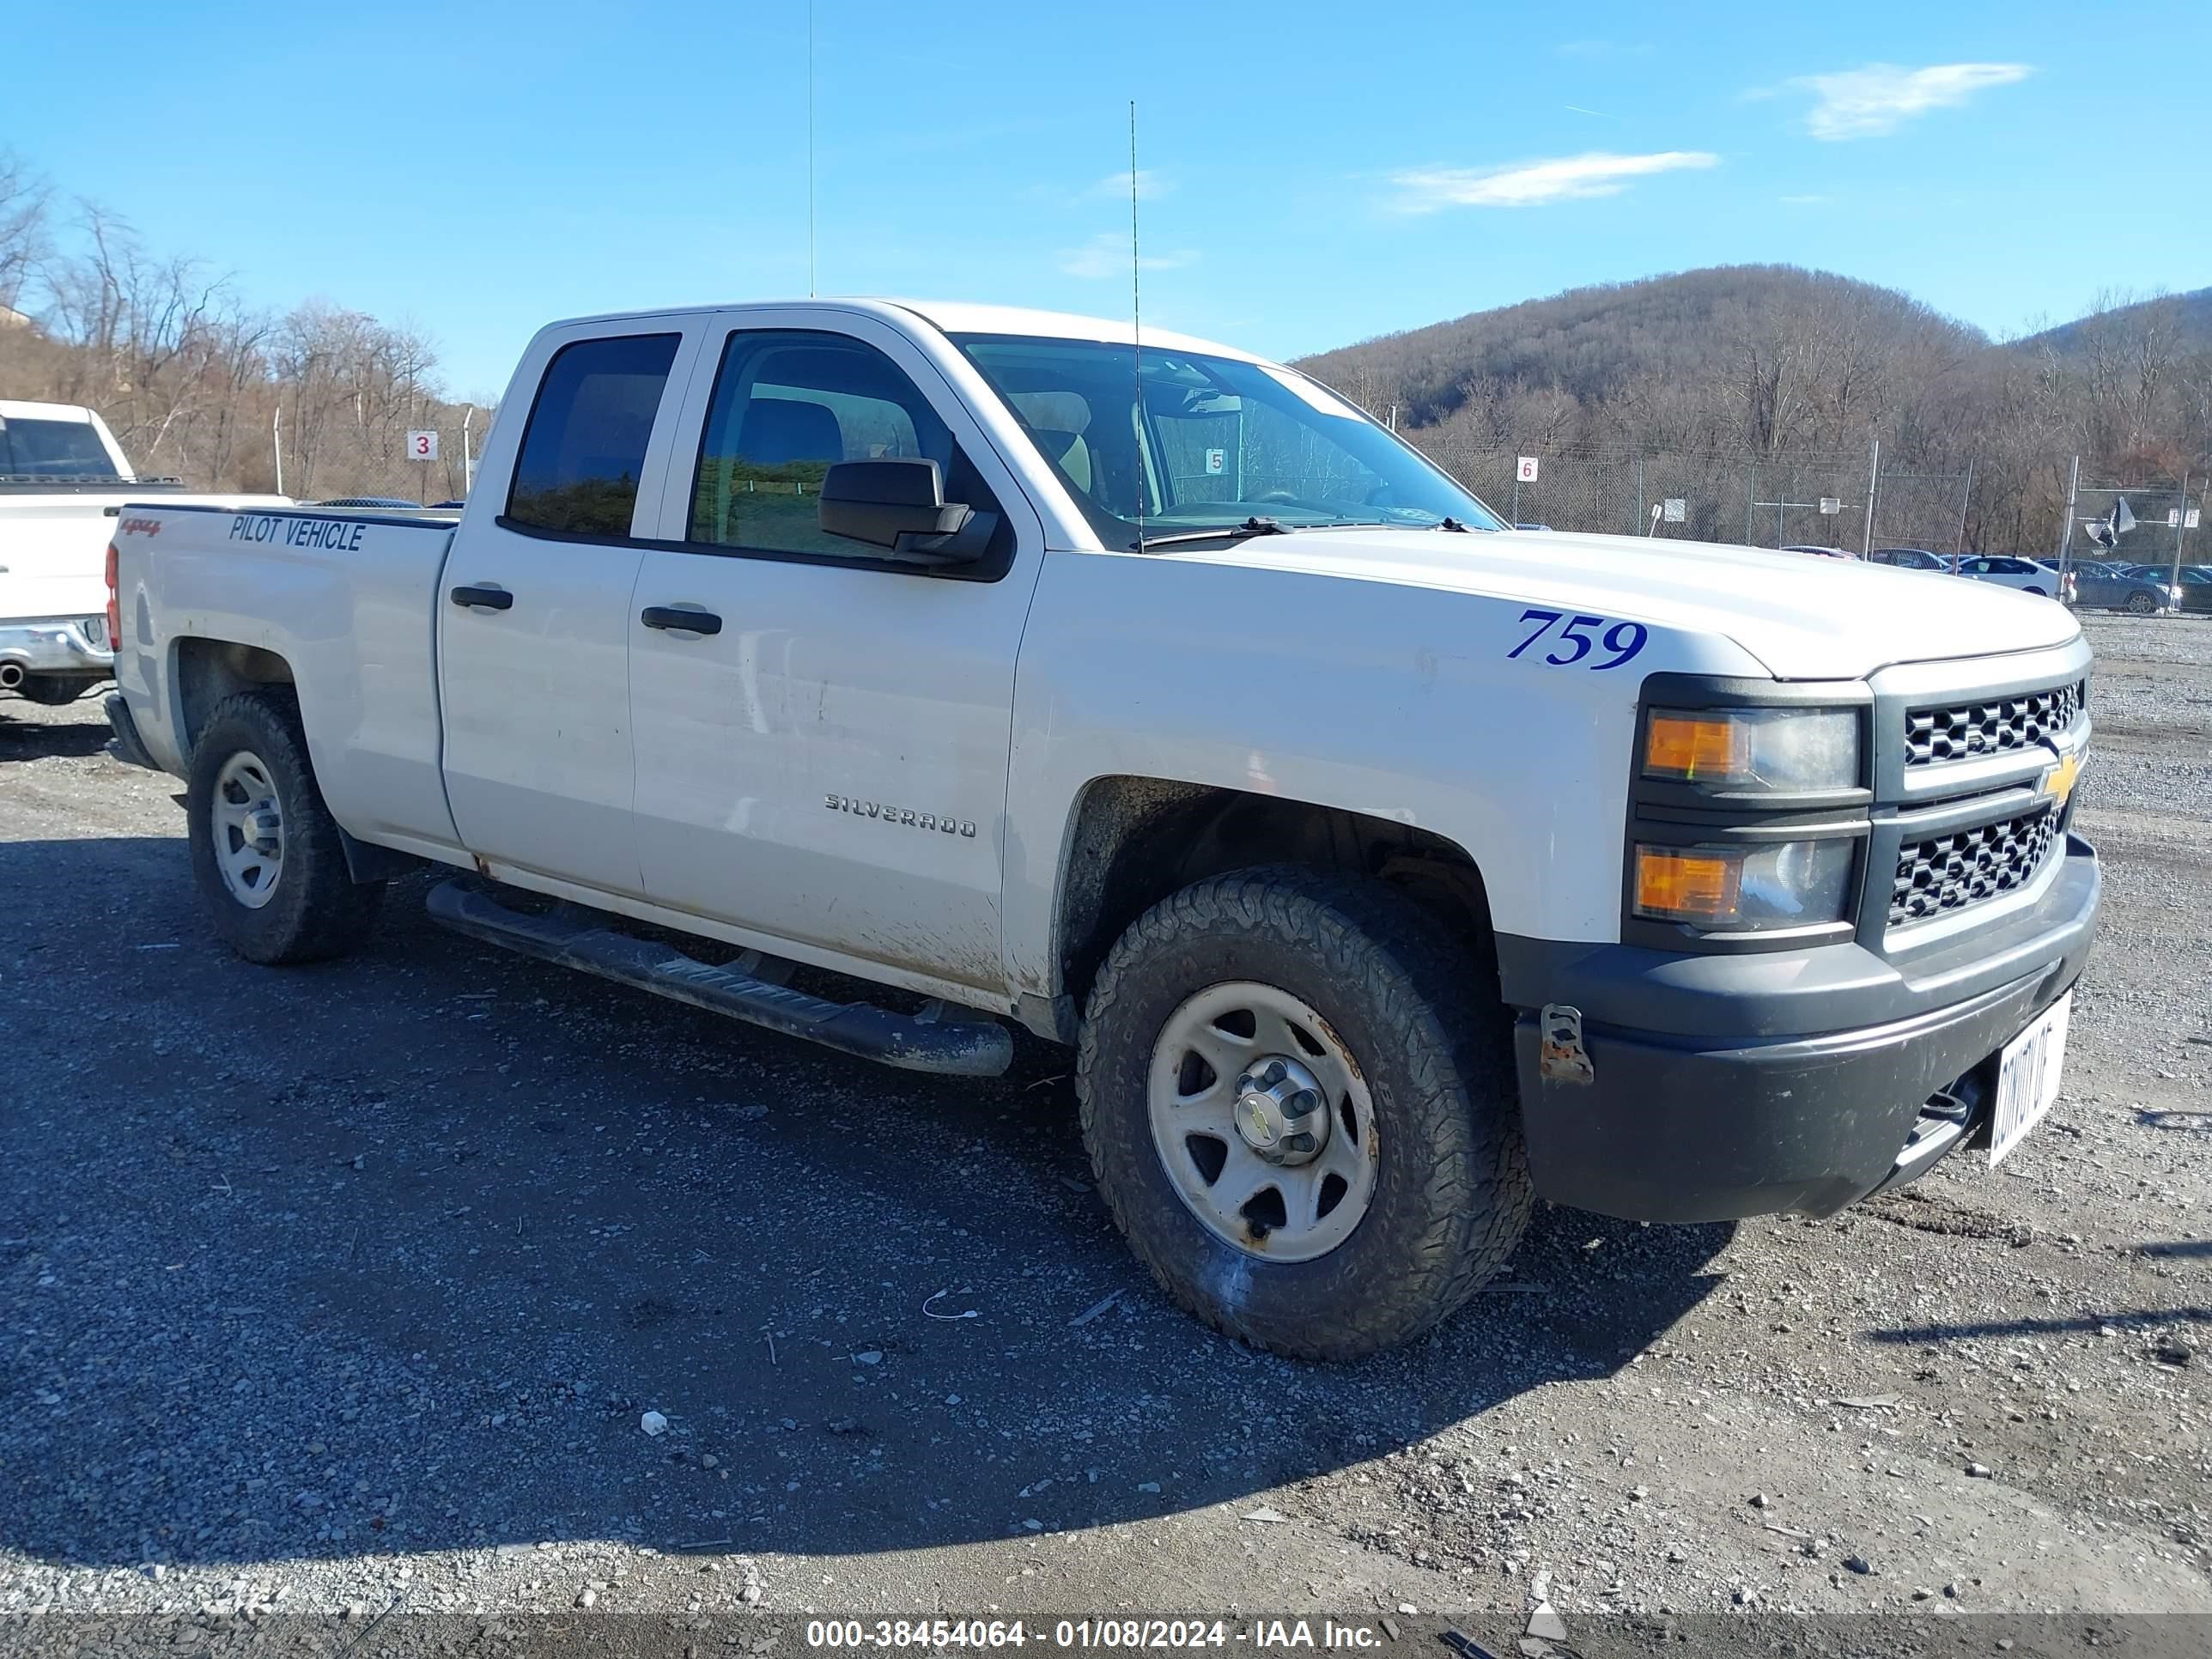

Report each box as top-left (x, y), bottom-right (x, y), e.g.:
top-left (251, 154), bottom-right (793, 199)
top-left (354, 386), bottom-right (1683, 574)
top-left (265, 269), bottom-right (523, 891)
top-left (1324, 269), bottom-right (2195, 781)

top-left (507, 333), bottom-right (681, 537)
top-left (0, 416), bottom-right (121, 480)
top-left (953, 333), bottom-right (1505, 547)
top-left (689, 330), bottom-right (1001, 562)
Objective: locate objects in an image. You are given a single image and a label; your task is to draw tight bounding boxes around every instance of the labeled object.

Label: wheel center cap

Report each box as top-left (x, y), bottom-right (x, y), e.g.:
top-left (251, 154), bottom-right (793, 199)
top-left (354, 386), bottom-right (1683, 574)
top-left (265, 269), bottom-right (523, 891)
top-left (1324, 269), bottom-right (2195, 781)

top-left (245, 805), bottom-right (282, 854)
top-left (1232, 1054), bottom-right (1329, 1165)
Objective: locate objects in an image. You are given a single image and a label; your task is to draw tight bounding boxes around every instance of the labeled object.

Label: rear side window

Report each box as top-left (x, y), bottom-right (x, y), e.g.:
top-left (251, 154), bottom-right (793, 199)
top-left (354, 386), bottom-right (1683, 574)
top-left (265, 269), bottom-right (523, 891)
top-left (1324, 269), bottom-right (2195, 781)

top-left (506, 333), bottom-right (681, 537)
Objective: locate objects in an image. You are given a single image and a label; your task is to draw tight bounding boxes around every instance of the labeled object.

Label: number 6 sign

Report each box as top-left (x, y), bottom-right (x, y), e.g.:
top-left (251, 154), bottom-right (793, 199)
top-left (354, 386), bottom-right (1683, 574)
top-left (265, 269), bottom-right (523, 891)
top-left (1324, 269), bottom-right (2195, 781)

top-left (406, 429), bottom-right (440, 462)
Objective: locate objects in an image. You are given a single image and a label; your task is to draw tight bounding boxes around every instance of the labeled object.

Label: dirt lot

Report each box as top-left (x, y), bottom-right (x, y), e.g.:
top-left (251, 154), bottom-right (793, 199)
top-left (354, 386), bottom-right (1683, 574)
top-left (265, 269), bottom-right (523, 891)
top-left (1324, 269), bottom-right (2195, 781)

top-left (2, 614), bottom-right (2209, 1655)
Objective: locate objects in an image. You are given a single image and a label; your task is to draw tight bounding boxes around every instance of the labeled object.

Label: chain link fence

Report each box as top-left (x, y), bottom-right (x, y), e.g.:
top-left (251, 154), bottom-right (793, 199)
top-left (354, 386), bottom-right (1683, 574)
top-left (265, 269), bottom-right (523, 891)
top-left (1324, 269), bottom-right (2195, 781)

top-left (1408, 443), bottom-right (1977, 556)
top-left (2063, 481), bottom-right (2207, 580)
top-left (274, 412), bottom-right (488, 507)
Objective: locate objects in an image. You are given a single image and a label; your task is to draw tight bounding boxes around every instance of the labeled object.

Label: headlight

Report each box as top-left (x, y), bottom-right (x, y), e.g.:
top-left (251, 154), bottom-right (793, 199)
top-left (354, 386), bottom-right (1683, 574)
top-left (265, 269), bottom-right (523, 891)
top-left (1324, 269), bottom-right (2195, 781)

top-left (1633, 839), bottom-right (1856, 932)
top-left (1643, 708), bottom-right (1860, 793)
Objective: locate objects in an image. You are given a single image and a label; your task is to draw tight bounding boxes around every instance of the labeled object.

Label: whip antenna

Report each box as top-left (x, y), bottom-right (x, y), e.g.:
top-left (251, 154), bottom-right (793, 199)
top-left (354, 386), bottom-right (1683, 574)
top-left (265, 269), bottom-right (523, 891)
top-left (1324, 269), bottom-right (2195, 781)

top-left (807, 1), bottom-right (818, 297)
top-left (1129, 99), bottom-right (1144, 547)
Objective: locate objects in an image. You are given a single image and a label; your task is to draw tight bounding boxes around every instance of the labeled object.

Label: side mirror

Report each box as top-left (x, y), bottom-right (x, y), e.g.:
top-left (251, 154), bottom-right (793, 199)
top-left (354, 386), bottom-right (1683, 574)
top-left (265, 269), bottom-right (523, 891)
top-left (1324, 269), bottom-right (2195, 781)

top-left (818, 458), bottom-right (994, 565)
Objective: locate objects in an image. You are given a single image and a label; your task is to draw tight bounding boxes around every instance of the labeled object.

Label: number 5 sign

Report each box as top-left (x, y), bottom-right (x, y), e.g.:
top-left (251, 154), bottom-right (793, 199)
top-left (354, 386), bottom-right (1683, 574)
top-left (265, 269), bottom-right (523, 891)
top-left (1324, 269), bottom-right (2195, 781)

top-left (406, 429), bottom-right (440, 462)
top-left (1516, 455), bottom-right (1540, 483)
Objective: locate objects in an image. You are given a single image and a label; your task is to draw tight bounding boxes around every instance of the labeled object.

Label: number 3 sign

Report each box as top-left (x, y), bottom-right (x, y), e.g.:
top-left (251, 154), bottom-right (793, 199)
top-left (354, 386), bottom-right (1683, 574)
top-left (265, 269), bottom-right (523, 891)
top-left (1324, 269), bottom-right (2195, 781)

top-left (406, 429), bottom-right (440, 461)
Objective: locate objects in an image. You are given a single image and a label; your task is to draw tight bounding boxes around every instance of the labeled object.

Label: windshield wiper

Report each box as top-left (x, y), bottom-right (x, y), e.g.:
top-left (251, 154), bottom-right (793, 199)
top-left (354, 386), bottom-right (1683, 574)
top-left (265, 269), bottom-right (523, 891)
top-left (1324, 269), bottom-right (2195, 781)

top-left (1436, 516), bottom-right (1474, 532)
top-left (1133, 515), bottom-right (1295, 552)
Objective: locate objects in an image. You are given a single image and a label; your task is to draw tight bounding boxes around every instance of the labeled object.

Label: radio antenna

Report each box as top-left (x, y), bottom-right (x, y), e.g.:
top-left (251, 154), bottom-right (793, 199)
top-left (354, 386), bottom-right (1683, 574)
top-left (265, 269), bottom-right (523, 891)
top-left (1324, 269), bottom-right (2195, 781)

top-left (1129, 99), bottom-right (1144, 547)
top-left (807, 1), bottom-right (818, 297)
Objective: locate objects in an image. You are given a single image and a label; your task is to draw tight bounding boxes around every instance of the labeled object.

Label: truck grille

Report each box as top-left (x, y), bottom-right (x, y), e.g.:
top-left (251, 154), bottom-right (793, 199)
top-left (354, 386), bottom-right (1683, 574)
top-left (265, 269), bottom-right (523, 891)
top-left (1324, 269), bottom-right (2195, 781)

top-left (1903, 681), bottom-right (2083, 766)
top-left (1890, 805), bottom-right (2061, 926)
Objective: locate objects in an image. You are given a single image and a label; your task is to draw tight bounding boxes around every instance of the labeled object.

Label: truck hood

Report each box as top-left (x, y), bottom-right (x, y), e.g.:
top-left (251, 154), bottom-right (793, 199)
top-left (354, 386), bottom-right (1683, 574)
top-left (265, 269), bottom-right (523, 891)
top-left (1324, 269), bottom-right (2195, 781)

top-left (1176, 527), bottom-right (2079, 680)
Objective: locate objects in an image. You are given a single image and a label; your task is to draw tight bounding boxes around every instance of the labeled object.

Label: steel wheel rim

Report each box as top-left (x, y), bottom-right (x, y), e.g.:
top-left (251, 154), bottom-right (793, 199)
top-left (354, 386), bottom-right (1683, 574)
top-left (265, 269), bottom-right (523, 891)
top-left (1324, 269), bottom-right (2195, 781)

top-left (211, 750), bottom-right (284, 909)
top-left (1147, 980), bottom-right (1379, 1262)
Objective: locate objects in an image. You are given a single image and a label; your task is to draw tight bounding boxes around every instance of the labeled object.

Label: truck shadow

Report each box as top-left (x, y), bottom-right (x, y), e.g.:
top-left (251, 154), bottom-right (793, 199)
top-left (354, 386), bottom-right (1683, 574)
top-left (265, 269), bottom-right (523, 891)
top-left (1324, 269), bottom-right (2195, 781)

top-left (0, 836), bottom-right (1731, 1573)
top-left (0, 707), bottom-right (117, 761)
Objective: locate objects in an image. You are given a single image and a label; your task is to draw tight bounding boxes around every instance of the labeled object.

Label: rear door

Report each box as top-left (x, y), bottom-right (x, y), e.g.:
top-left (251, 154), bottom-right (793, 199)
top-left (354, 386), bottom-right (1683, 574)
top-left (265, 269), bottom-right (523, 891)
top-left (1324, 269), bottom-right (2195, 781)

top-left (624, 310), bottom-right (1046, 993)
top-left (437, 323), bottom-right (704, 894)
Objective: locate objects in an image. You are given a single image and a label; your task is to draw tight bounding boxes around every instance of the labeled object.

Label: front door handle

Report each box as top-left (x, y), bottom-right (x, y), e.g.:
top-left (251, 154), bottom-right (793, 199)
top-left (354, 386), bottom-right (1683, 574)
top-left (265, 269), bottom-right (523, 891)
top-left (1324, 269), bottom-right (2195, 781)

top-left (449, 584), bottom-right (514, 611)
top-left (641, 605), bottom-right (723, 636)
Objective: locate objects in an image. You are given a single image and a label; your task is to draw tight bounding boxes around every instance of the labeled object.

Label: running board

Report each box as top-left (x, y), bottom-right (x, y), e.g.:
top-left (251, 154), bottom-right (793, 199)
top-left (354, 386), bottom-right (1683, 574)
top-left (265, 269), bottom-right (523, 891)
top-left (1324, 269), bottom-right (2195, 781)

top-left (424, 880), bottom-right (1013, 1078)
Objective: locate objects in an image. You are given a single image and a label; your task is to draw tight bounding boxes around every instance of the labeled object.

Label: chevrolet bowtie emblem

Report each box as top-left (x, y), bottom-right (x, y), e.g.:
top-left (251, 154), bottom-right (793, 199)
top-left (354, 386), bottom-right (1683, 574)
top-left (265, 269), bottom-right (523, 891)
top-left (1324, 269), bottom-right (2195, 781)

top-left (2041, 750), bottom-right (2083, 809)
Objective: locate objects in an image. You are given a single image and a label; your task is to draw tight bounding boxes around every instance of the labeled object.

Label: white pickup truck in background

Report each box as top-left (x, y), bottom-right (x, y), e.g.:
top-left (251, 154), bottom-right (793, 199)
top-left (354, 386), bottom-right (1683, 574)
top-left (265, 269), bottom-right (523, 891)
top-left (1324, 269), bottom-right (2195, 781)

top-left (107, 300), bottom-right (2100, 1358)
top-left (0, 399), bottom-right (286, 702)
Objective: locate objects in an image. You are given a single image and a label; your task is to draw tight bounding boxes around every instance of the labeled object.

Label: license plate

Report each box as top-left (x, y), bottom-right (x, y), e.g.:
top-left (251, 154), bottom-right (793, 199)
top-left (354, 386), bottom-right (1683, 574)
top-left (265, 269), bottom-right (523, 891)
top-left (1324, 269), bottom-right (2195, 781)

top-left (1990, 991), bottom-right (2071, 1167)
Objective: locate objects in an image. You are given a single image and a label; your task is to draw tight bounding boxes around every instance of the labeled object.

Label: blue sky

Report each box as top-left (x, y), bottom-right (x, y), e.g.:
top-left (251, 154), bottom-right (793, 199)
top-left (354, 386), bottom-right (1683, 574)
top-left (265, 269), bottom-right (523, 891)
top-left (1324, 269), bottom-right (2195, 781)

top-left (11, 0), bottom-right (2209, 398)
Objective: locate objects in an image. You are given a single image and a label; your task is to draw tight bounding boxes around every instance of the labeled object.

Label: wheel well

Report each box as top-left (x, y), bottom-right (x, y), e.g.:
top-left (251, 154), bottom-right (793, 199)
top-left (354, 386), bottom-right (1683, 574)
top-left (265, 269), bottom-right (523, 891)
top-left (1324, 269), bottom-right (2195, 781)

top-left (1055, 777), bottom-right (1498, 1009)
top-left (174, 638), bottom-right (295, 756)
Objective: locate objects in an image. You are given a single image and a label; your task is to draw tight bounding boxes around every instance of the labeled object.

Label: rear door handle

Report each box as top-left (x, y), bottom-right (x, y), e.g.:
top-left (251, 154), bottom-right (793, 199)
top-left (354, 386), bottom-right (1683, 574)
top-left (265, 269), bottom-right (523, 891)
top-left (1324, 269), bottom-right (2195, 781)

top-left (449, 584), bottom-right (514, 611)
top-left (641, 605), bottom-right (723, 636)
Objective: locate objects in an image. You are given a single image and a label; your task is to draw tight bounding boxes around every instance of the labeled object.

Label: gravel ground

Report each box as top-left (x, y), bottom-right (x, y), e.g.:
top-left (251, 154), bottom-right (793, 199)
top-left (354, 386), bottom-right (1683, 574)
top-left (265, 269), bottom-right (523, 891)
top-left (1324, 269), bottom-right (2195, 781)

top-left (1, 613), bottom-right (2208, 1655)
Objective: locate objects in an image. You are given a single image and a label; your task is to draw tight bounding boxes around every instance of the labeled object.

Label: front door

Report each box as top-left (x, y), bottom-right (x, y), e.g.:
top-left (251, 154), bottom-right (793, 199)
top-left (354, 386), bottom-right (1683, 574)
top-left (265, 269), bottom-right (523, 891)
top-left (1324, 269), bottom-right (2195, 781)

top-left (438, 327), bottom-right (692, 895)
top-left (626, 315), bottom-right (1044, 993)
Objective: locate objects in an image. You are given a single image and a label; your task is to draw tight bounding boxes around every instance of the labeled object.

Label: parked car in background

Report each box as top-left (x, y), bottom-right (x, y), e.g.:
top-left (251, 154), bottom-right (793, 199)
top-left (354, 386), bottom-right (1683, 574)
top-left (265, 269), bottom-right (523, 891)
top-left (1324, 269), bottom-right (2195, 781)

top-left (1869, 547), bottom-right (1950, 571)
top-left (2068, 560), bottom-right (2177, 616)
top-left (1782, 544), bottom-right (1857, 560)
top-left (1954, 555), bottom-right (2068, 602)
top-left (2124, 565), bottom-right (2212, 613)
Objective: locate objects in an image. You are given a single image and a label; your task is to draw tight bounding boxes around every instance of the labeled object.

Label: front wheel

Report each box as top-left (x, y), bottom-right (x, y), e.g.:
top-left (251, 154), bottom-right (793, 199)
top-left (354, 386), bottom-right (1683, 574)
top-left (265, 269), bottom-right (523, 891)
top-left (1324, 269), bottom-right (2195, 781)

top-left (186, 689), bottom-right (383, 963)
top-left (2126, 590), bottom-right (2157, 616)
top-left (1076, 867), bottom-right (1532, 1360)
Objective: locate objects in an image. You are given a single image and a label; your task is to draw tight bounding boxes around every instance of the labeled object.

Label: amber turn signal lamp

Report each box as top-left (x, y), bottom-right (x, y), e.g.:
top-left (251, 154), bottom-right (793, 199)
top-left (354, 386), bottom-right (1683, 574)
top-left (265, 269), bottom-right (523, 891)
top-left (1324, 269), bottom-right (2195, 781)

top-left (1633, 846), bottom-right (1743, 924)
top-left (1644, 713), bottom-right (1748, 781)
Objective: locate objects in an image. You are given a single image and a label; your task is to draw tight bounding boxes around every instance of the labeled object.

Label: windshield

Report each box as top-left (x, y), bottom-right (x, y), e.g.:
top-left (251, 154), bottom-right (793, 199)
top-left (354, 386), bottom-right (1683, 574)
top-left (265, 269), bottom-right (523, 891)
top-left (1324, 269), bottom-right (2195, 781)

top-left (951, 334), bottom-right (1504, 545)
top-left (0, 416), bottom-right (124, 480)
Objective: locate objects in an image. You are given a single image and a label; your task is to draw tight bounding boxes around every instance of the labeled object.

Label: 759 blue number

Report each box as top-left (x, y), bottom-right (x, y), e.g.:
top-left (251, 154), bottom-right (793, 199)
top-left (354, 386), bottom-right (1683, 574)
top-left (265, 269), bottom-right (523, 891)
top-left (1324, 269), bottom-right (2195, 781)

top-left (1506, 609), bottom-right (1648, 670)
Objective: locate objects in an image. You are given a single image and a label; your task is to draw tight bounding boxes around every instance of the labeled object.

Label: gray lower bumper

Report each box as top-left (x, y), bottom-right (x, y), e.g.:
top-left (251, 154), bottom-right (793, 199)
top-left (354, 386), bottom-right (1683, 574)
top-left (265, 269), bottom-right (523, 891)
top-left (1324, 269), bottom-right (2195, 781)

top-left (0, 616), bottom-right (114, 683)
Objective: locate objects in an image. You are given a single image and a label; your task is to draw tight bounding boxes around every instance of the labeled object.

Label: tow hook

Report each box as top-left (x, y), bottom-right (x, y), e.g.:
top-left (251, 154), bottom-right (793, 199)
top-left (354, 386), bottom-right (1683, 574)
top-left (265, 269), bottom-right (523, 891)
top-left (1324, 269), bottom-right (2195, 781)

top-left (1539, 1003), bottom-right (1595, 1085)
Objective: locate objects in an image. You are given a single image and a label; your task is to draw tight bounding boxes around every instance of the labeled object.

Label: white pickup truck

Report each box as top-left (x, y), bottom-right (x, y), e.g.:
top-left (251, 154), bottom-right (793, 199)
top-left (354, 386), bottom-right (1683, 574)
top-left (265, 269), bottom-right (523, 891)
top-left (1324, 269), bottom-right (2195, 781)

top-left (106, 300), bottom-right (2100, 1358)
top-left (0, 398), bottom-right (287, 703)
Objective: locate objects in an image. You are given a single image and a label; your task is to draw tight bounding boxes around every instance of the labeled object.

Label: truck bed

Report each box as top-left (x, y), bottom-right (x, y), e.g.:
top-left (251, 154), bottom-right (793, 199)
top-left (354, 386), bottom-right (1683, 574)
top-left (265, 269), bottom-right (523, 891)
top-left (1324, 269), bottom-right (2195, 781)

top-left (112, 502), bottom-right (465, 856)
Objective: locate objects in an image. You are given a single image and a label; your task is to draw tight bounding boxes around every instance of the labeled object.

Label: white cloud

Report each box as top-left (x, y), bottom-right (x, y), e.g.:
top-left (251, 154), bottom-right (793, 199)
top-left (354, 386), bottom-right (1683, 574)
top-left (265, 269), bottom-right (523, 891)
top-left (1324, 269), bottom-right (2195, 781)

top-left (1391, 150), bottom-right (1718, 211)
top-left (1058, 233), bottom-right (1194, 280)
top-left (1789, 62), bottom-right (2032, 140)
top-left (1779, 192), bottom-right (1832, 205)
top-left (1087, 169), bottom-right (1170, 201)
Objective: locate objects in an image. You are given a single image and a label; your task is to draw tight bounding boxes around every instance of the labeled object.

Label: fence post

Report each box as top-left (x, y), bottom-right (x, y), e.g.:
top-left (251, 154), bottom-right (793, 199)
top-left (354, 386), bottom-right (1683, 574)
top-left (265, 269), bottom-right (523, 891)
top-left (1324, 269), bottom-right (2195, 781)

top-left (1634, 455), bottom-right (1644, 538)
top-left (2057, 455), bottom-right (2080, 570)
top-left (1745, 461), bottom-right (1755, 544)
top-left (1955, 459), bottom-right (1974, 554)
top-left (2172, 471), bottom-right (2191, 592)
top-left (1862, 438), bottom-right (1880, 556)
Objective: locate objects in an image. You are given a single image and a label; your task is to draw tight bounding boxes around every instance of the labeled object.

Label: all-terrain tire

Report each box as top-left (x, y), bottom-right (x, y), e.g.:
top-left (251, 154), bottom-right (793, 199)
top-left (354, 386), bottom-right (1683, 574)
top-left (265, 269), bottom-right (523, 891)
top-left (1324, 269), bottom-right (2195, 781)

top-left (186, 688), bottom-right (383, 963)
top-left (1076, 866), bottom-right (1533, 1360)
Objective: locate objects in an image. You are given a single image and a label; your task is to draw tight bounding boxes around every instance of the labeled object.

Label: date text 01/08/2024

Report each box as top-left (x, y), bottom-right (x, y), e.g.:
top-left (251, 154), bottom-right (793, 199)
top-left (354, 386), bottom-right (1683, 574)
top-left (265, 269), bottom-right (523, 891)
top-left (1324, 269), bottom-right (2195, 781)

top-left (803, 1618), bottom-right (1392, 1650)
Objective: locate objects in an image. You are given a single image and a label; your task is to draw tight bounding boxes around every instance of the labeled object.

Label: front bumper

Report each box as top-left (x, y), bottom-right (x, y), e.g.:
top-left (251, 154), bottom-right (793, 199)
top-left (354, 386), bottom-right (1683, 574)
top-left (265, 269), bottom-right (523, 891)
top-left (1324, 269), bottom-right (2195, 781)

top-left (0, 615), bottom-right (114, 682)
top-left (1504, 834), bottom-right (2100, 1223)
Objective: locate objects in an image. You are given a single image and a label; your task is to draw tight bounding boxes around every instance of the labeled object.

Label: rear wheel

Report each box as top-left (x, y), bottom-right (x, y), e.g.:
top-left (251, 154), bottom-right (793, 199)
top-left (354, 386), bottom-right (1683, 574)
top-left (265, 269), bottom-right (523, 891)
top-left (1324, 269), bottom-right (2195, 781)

top-left (1076, 866), bottom-right (1532, 1360)
top-left (2022, 586), bottom-right (2046, 597)
top-left (186, 690), bottom-right (383, 963)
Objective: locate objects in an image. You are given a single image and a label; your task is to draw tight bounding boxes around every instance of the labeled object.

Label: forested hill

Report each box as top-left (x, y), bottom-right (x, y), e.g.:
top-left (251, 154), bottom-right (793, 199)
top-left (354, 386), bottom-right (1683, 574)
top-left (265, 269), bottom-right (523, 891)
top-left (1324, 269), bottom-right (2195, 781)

top-left (1291, 266), bottom-right (2209, 480)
